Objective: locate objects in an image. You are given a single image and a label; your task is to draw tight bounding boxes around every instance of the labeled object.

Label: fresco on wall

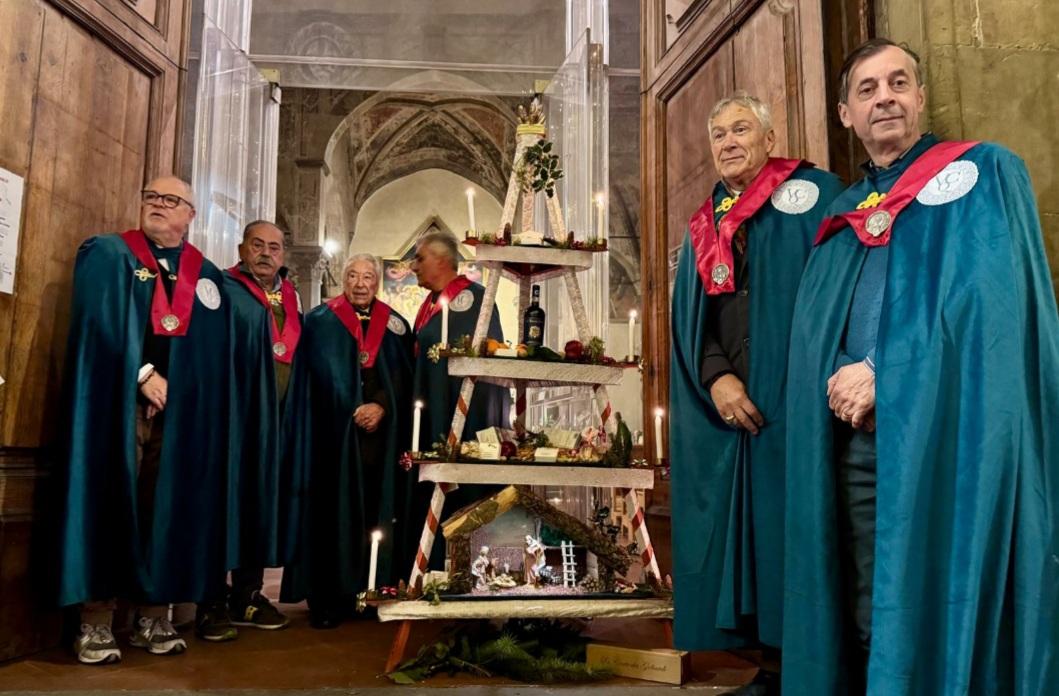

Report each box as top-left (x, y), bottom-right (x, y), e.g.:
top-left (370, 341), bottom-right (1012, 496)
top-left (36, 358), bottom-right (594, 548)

top-left (381, 241), bottom-right (482, 324)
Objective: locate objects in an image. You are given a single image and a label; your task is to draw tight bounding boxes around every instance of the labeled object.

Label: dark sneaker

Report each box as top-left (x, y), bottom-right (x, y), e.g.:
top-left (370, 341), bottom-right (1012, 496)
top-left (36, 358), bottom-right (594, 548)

top-left (231, 591), bottom-right (289, 630)
top-left (195, 602), bottom-right (238, 642)
top-left (74, 623), bottom-right (122, 665)
top-left (129, 617), bottom-right (187, 655)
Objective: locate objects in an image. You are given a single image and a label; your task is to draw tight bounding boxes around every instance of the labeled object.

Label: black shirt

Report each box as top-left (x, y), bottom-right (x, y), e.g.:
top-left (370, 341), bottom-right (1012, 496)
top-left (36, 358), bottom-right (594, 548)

top-left (699, 192), bottom-right (751, 389)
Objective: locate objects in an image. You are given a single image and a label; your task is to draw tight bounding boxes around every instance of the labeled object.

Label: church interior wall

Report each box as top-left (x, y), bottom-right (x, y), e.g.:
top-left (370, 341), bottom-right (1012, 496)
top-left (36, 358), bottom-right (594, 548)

top-left (878, 0), bottom-right (1059, 289)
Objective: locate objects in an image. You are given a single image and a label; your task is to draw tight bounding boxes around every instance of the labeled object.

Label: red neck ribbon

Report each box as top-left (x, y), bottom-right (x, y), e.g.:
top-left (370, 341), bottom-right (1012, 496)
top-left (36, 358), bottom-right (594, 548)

top-left (121, 229), bottom-right (204, 336)
top-left (815, 141), bottom-right (980, 247)
top-left (226, 266), bottom-right (302, 364)
top-left (689, 158), bottom-right (806, 295)
top-left (413, 275), bottom-right (473, 333)
top-left (327, 296), bottom-right (392, 368)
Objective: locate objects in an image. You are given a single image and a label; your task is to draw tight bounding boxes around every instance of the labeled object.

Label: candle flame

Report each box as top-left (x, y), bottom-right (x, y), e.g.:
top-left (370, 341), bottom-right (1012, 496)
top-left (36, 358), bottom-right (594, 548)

top-left (371, 529), bottom-right (384, 542)
top-left (629, 309), bottom-right (638, 320)
top-left (414, 400), bottom-right (424, 409)
top-left (594, 192), bottom-right (606, 208)
top-left (466, 188), bottom-right (475, 197)
top-left (654, 407), bottom-right (665, 418)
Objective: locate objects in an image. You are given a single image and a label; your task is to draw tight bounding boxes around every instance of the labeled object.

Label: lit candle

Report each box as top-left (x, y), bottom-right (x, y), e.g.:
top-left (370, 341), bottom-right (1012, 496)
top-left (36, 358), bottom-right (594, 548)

top-left (627, 309), bottom-right (638, 361)
top-left (368, 529), bottom-right (383, 591)
top-left (440, 297), bottom-right (449, 346)
top-left (412, 400), bottom-right (423, 453)
top-left (654, 407), bottom-right (665, 461)
top-left (594, 192), bottom-right (605, 240)
top-left (466, 188), bottom-right (477, 233)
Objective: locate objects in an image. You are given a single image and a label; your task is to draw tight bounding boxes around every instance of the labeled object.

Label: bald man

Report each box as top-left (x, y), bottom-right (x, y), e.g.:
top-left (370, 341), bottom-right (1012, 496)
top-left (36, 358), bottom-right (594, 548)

top-left (56, 176), bottom-right (230, 664)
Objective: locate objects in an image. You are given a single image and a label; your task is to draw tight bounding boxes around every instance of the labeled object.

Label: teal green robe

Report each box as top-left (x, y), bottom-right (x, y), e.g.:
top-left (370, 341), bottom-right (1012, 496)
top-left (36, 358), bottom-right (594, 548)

top-left (784, 137), bottom-right (1059, 694)
top-left (412, 279), bottom-right (509, 565)
top-left (223, 272), bottom-right (300, 570)
top-left (280, 300), bottom-right (415, 601)
top-left (670, 164), bottom-right (842, 649)
top-left (56, 234), bottom-right (229, 605)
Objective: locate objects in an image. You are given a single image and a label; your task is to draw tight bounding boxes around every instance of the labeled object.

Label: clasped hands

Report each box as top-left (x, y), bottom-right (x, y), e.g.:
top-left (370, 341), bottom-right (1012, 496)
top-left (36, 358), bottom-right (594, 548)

top-left (353, 403), bottom-right (385, 433)
top-left (827, 361), bottom-right (876, 431)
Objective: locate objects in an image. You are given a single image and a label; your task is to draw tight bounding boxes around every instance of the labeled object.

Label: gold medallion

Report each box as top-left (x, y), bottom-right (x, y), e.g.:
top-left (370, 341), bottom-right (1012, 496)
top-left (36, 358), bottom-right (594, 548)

top-left (359, 350), bottom-right (370, 365)
top-left (711, 263), bottom-right (731, 285)
top-left (161, 314), bottom-right (180, 332)
top-left (272, 341), bottom-right (287, 357)
top-left (865, 209), bottom-right (892, 238)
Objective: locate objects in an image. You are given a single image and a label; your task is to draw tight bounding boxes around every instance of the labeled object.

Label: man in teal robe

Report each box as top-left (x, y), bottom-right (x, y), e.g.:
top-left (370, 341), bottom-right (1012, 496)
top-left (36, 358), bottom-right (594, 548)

top-left (194, 220), bottom-right (299, 641)
top-left (56, 176), bottom-right (228, 664)
top-left (280, 253), bottom-right (415, 629)
top-left (409, 231), bottom-right (509, 565)
top-left (784, 39), bottom-right (1059, 695)
top-left (669, 94), bottom-right (842, 653)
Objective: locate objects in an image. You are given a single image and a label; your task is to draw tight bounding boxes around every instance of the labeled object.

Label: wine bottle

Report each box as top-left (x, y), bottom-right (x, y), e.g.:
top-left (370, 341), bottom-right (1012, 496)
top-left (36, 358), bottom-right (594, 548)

top-left (523, 284), bottom-right (545, 349)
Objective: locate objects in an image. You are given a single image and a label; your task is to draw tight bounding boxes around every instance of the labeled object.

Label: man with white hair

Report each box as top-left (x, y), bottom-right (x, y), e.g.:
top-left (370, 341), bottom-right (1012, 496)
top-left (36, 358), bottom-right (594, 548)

top-left (56, 176), bottom-right (230, 663)
top-left (280, 252), bottom-right (415, 629)
top-left (669, 93), bottom-right (842, 655)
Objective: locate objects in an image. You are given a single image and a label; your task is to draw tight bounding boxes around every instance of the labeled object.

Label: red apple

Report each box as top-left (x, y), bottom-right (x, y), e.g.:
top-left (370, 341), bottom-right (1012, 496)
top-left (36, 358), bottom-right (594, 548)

top-left (564, 339), bottom-right (584, 360)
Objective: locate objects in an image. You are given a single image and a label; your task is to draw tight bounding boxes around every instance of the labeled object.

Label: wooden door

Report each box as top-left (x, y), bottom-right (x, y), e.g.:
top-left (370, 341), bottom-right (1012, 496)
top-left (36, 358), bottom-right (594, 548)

top-left (639, 0), bottom-right (872, 572)
top-left (0, 0), bottom-right (189, 661)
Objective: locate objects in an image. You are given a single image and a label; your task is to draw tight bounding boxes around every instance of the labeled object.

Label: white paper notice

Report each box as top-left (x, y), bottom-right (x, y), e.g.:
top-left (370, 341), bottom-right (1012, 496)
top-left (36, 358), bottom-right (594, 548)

top-left (0, 168), bottom-right (26, 294)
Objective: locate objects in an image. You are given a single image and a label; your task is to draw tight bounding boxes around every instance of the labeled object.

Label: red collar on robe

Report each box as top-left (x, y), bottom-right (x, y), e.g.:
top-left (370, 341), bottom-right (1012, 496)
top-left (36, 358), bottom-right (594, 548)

top-left (326, 296), bottom-right (392, 368)
top-left (689, 158), bottom-right (806, 295)
top-left (815, 141), bottom-right (980, 247)
top-left (226, 266), bottom-right (302, 363)
top-left (121, 229), bottom-right (204, 336)
top-left (413, 275), bottom-right (473, 333)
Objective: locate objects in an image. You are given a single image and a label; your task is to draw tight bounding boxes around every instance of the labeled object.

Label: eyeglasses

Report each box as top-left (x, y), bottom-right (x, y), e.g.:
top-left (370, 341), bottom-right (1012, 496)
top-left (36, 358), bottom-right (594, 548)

top-left (141, 190), bottom-right (194, 210)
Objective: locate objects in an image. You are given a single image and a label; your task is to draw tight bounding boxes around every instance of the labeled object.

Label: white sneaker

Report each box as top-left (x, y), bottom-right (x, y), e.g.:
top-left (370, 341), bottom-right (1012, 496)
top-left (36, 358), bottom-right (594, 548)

top-left (128, 616), bottom-right (187, 655)
top-left (74, 624), bottom-right (122, 665)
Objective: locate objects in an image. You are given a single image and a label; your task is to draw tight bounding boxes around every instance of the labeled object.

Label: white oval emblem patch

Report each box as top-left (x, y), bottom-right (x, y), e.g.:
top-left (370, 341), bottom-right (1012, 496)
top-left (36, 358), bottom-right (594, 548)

top-left (387, 315), bottom-right (406, 335)
top-left (195, 278), bottom-right (221, 310)
top-left (450, 289), bottom-right (474, 312)
top-left (770, 179), bottom-right (820, 215)
top-left (916, 160), bottom-right (979, 206)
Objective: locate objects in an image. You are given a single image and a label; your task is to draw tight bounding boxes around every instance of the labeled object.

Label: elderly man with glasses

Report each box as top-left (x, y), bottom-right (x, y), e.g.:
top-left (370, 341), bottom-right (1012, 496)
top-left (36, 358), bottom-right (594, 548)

top-left (55, 176), bottom-right (231, 664)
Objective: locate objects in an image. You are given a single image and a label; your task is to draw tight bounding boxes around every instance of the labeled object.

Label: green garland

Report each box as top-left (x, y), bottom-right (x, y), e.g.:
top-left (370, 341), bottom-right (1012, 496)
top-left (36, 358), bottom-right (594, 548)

top-left (388, 619), bottom-right (612, 684)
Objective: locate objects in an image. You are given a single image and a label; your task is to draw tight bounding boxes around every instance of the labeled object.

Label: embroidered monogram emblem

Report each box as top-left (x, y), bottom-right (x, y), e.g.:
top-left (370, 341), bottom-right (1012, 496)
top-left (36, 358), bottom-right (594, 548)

top-left (195, 278), bottom-right (221, 310)
top-left (770, 179), bottom-right (820, 215)
top-left (916, 160), bottom-right (979, 206)
top-left (450, 289), bottom-right (474, 312)
top-left (387, 315), bottom-right (407, 335)
top-left (134, 267), bottom-right (157, 282)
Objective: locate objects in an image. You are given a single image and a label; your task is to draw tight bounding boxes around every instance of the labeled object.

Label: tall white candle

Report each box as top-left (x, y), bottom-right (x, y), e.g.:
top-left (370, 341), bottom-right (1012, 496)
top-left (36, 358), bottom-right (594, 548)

top-left (440, 297), bottom-right (449, 346)
top-left (368, 529), bottom-right (383, 591)
top-left (654, 407), bottom-right (665, 461)
top-left (466, 188), bottom-right (477, 233)
top-left (412, 400), bottom-right (423, 452)
top-left (595, 193), bottom-right (605, 240)
top-left (628, 309), bottom-right (638, 360)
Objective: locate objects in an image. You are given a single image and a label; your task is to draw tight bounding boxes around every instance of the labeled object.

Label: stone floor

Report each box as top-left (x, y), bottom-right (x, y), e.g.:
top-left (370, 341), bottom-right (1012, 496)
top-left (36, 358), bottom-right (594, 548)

top-left (0, 572), bottom-right (765, 694)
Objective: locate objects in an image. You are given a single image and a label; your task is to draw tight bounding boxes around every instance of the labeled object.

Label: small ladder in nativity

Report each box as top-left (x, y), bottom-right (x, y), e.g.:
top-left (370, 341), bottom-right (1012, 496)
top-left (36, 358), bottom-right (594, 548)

top-left (560, 541), bottom-right (577, 588)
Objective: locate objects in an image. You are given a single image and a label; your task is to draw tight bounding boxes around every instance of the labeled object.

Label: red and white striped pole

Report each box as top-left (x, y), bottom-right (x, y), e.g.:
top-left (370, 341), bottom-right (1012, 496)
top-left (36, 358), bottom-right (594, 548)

top-left (409, 482), bottom-right (458, 590)
top-left (623, 487), bottom-right (660, 582)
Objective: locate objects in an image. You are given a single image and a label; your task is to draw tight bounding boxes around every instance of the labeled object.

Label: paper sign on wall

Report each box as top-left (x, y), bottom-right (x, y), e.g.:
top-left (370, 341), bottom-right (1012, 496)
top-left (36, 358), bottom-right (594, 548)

top-left (0, 167), bottom-right (26, 295)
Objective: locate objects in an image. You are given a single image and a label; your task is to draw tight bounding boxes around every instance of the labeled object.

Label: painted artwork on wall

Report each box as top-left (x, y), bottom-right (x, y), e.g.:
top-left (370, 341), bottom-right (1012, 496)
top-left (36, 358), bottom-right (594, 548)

top-left (380, 231), bottom-right (482, 324)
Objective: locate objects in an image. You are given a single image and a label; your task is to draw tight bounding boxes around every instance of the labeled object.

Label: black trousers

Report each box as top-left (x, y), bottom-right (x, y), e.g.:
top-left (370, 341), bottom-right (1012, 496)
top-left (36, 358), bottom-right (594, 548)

top-left (835, 425), bottom-right (877, 692)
